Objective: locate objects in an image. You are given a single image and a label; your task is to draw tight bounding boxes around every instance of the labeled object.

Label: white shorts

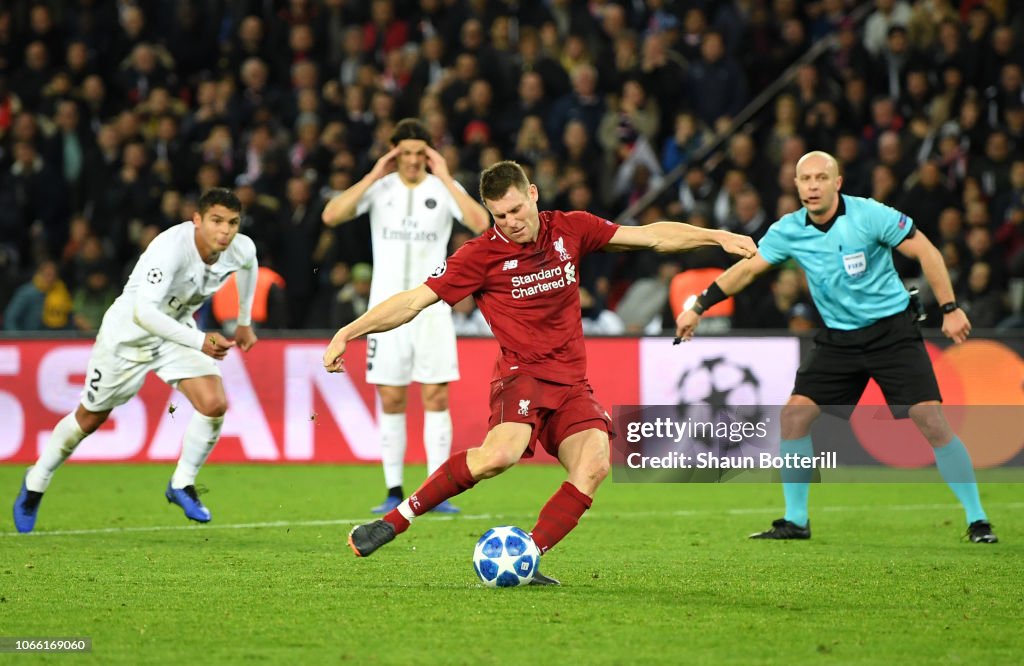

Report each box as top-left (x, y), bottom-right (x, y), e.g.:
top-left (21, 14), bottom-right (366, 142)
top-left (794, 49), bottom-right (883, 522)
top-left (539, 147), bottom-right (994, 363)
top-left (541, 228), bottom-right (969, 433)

top-left (366, 308), bottom-right (460, 386)
top-left (81, 340), bottom-right (221, 412)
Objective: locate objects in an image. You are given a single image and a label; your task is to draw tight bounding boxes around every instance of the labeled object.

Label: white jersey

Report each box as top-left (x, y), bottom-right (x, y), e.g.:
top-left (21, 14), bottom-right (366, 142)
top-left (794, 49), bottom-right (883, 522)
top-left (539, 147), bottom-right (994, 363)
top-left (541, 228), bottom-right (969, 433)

top-left (96, 221), bottom-right (258, 362)
top-left (357, 172), bottom-right (465, 308)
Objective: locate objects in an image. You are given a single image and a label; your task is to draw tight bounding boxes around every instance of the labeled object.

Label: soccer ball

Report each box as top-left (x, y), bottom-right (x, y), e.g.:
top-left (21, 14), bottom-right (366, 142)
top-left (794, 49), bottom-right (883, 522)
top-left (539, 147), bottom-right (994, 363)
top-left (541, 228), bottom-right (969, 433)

top-left (472, 526), bottom-right (539, 588)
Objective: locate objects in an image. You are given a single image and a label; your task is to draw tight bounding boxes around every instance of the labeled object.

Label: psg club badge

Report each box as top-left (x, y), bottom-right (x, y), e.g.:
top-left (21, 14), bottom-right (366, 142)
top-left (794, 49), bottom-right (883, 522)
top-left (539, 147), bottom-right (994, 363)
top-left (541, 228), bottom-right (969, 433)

top-left (425, 198), bottom-right (437, 209)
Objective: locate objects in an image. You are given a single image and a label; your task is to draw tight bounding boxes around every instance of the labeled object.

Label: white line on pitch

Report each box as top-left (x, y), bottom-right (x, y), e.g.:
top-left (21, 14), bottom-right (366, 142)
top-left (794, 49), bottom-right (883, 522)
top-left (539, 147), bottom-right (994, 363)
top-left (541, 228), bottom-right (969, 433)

top-left (5, 502), bottom-right (1024, 538)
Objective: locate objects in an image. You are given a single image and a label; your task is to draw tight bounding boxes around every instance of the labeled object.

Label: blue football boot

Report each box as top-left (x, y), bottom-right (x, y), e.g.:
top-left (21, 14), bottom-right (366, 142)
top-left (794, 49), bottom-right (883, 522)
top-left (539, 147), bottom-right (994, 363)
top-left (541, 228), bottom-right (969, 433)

top-left (13, 478), bottom-right (43, 533)
top-left (165, 482), bottom-right (211, 523)
top-left (431, 500), bottom-right (461, 514)
top-left (370, 495), bottom-right (402, 514)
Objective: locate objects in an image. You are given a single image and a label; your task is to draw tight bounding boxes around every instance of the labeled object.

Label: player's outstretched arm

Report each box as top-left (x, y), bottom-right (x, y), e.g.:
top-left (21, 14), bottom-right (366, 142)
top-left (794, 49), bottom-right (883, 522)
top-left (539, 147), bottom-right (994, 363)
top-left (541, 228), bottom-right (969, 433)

top-left (896, 230), bottom-right (971, 343)
top-left (674, 253), bottom-right (774, 342)
top-left (424, 146), bottom-right (490, 234)
top-left (323, 284), bottom-right (440, 373)
top-left (603, 222), bottom-right (757, 258)
top-left (322, 147), bottom-right (400, 226)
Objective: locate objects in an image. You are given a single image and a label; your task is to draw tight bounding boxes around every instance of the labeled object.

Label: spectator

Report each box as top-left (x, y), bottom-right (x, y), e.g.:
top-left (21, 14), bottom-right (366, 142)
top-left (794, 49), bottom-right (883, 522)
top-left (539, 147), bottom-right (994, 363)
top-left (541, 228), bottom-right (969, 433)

top-left (548, 63), bottom-right (605, 145)
top-left (3, 260), bottom-right (71, 331)
top-left (615, 260), bottom-right (680, 334)
top-left (725, 187), bottom-right (770, 242)
top-left (863, 0), bottom-right (913, 57)
top-left (744, 267), bottom-right (811, 329)
top-left (0, 1), bottom-right (1019, 336)
top-left (898, 161), bottom-right (956, 240)
top-left (959, 262), bottom-right (1006, 328)
top-left (71, 267), bottom-right (116, 332)
top-left (213, 265), bottom-right (288, 333)
top-left (331, 262), bottom-right (373, 328)
top-left (11, 140), bottom-right (66, 260)
top-left (687, 31), bottom-right (747, 128)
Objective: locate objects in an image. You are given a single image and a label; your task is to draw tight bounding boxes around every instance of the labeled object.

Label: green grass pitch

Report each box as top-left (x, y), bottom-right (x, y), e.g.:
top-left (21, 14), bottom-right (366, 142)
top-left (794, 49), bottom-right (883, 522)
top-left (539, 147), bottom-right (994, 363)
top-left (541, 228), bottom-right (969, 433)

top-left (2, 464), bottom-right (1022, 664)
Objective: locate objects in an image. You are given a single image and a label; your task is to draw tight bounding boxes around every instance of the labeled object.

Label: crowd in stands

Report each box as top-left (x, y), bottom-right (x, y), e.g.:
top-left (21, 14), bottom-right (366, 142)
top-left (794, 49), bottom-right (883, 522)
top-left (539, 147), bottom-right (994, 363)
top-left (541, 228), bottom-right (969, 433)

top-left (1, 0), bottom-right (1023, 334)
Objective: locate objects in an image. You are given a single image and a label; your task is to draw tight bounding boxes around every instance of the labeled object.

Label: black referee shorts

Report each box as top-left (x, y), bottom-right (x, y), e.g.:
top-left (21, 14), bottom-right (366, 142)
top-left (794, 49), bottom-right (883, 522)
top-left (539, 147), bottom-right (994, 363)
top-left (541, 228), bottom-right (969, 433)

top-left (792, 309), bottom-right (942, 419)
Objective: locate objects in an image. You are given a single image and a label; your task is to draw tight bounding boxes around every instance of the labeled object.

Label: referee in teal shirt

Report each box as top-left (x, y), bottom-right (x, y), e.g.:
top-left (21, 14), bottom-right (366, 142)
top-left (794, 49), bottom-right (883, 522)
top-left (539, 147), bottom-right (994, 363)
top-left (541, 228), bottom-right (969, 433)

top-left (676, 151), bottom-right (998, 544)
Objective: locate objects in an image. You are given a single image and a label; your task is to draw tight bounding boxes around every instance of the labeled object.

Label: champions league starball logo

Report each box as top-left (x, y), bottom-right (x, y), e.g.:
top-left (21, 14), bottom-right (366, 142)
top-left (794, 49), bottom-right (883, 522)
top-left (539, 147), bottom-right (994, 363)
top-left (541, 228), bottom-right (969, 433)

top-left (674, 356), bottom-right (765, 449)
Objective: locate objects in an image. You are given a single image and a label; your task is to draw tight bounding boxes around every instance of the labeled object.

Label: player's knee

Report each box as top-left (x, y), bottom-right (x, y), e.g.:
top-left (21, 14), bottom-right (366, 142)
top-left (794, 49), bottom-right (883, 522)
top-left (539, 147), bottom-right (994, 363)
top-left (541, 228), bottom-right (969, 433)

top-left (379, 394), bottom-right (407, 413)
top-left (780, 405), bottom-right (815, 438)
top-left (588, 454), bottom-right (610, 485)
top-left (580, 445), bottom-right (610, 489)
top-left (910, 406), bottom-right (951, 446)
top-left (75, 406), bottom-right (109, 433)
top-left (422, 393), bottom-right (449, 411)
top-left (478, 445), bottom-right (519, 477)
top-left (195, 396), bottom-right (229, 418)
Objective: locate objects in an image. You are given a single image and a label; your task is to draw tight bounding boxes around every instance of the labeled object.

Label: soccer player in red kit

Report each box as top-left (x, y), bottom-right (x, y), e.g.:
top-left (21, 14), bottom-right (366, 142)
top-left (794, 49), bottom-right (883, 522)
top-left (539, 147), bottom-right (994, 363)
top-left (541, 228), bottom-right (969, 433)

top-left (323, 161), bottom-right (756, 584)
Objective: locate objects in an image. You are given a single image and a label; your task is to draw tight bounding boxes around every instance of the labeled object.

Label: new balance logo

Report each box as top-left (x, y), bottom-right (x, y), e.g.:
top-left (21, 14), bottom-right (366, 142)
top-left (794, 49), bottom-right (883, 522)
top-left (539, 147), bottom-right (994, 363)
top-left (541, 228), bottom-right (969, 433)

top-left (518, 399), bottom-right (530, 416)
top-left (502, 259), bottom-right (519, 271)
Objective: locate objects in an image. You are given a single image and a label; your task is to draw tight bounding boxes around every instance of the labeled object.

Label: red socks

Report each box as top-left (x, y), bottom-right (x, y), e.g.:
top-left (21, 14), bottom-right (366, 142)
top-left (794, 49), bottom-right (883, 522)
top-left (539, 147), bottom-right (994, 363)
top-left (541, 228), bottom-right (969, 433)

top-left (531, 482), bottom-right (593, 554)
top-left (380, 455), bottom-right (593, 553)
top-left (384, 450), bottom-right (477, 534)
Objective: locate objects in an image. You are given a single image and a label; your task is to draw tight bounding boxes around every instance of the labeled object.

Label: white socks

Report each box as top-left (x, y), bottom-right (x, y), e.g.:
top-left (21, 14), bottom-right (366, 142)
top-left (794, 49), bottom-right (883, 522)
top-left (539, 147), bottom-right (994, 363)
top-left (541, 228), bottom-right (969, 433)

top-left (28, 410), bottom-right (225, 493)
top-left (423, 409), bottom-right (453, 475)
top-left (379, 412), bottom-right (407, 490)
top-left (26, 412), bottom-right (88, 492)
top-left (170, 412), bottom-right (224, 489)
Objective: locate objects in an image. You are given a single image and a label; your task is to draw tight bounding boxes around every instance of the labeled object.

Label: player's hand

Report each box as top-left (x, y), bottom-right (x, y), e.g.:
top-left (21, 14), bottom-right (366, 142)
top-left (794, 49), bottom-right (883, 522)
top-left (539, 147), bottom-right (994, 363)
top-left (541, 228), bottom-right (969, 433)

top-left (323, 332), bottom-right (348, 373)
top-left (675, 309), bottom-right (701, 342)
top-left (234, 325), bottom-right (258, 352)
top-left (942, 308), bottom-right (971, 344)
top-left (202, 332), bottom-right (236, 360)
top-left (718, 231), bottom-right (757, 259)
top-left (369, 146), bottom-right (400, 180)
top-left (424, 145), bottom-right (451, 181)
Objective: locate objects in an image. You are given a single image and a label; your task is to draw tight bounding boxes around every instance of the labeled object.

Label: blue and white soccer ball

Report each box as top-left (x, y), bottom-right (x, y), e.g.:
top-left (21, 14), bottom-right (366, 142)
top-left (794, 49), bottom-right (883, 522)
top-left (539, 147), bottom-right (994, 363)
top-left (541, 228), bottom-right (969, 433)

top-left (472, 526), bottom-right (539, 588)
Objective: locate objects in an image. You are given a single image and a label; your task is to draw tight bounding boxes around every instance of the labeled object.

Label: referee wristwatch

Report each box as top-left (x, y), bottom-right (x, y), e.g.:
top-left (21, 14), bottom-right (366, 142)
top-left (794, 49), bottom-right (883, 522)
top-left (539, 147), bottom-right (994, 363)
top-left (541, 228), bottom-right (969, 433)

top-left (940, 301), bottom-right (960, 314)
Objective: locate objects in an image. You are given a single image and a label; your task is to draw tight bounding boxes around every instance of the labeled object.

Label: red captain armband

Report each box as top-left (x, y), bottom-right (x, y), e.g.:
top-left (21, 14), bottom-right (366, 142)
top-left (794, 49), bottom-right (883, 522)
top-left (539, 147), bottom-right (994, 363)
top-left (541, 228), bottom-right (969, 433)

top-left (692, 282), bottom-right (727, 316)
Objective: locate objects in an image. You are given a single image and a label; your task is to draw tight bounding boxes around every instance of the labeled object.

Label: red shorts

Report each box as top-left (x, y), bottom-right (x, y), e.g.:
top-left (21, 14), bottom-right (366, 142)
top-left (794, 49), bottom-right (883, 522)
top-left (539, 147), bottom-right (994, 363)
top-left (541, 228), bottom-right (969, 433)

top-left (487, 374), bottom-right (612, 459)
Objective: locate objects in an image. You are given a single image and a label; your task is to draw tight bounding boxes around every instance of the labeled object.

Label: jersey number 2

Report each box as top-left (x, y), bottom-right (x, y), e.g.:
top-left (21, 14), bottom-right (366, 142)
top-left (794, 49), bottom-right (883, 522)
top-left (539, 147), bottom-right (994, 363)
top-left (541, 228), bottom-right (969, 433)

top-left (89, 369), bottom-right (102, 391)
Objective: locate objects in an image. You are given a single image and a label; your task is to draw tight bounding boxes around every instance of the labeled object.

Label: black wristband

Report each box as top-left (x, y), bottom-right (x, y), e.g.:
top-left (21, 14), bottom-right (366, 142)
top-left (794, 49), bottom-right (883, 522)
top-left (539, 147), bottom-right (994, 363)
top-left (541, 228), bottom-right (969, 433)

top-left (693, 281), bottom-right (728, 315)
top-left (940, 301), bottom-right (959, 314)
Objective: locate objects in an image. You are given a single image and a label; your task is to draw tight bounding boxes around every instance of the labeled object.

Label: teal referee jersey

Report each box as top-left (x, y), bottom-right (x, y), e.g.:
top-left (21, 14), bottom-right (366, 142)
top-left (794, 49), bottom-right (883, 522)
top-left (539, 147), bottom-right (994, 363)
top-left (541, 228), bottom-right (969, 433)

top-left (757, 194), bottom-right (914, 330)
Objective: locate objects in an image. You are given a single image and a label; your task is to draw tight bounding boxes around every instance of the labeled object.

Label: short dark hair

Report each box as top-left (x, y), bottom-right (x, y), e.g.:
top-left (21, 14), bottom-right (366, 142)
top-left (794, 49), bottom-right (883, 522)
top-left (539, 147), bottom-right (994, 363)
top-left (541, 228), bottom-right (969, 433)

top-left (198, 187), bottom-right (242, 215)
top-left (390, 118), bottom-right (431, 146)
top-left (479, 160), bottom-right (529, 203)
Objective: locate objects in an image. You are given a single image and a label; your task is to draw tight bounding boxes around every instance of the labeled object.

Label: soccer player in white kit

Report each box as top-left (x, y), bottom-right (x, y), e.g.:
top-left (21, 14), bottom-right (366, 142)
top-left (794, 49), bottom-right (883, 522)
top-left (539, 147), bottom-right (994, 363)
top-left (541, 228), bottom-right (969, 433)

top-left (323, 119), bottom-right (489, 514)
top-left (12, 188), bottom-right (259, 533)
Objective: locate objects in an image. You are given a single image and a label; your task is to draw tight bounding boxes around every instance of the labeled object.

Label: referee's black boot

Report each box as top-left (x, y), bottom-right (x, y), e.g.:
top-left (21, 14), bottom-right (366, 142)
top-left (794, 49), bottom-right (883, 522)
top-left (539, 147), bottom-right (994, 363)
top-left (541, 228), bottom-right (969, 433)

top-left (967, 520), bottom-right (998, 544)
top-left (749, 518), bottom-right (811, 540)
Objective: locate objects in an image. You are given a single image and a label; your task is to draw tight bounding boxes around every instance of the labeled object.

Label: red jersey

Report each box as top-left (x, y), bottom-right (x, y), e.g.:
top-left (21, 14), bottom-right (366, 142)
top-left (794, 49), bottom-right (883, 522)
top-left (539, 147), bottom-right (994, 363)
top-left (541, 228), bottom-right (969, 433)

top-left (426, 210), bottom-right (619, 384)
